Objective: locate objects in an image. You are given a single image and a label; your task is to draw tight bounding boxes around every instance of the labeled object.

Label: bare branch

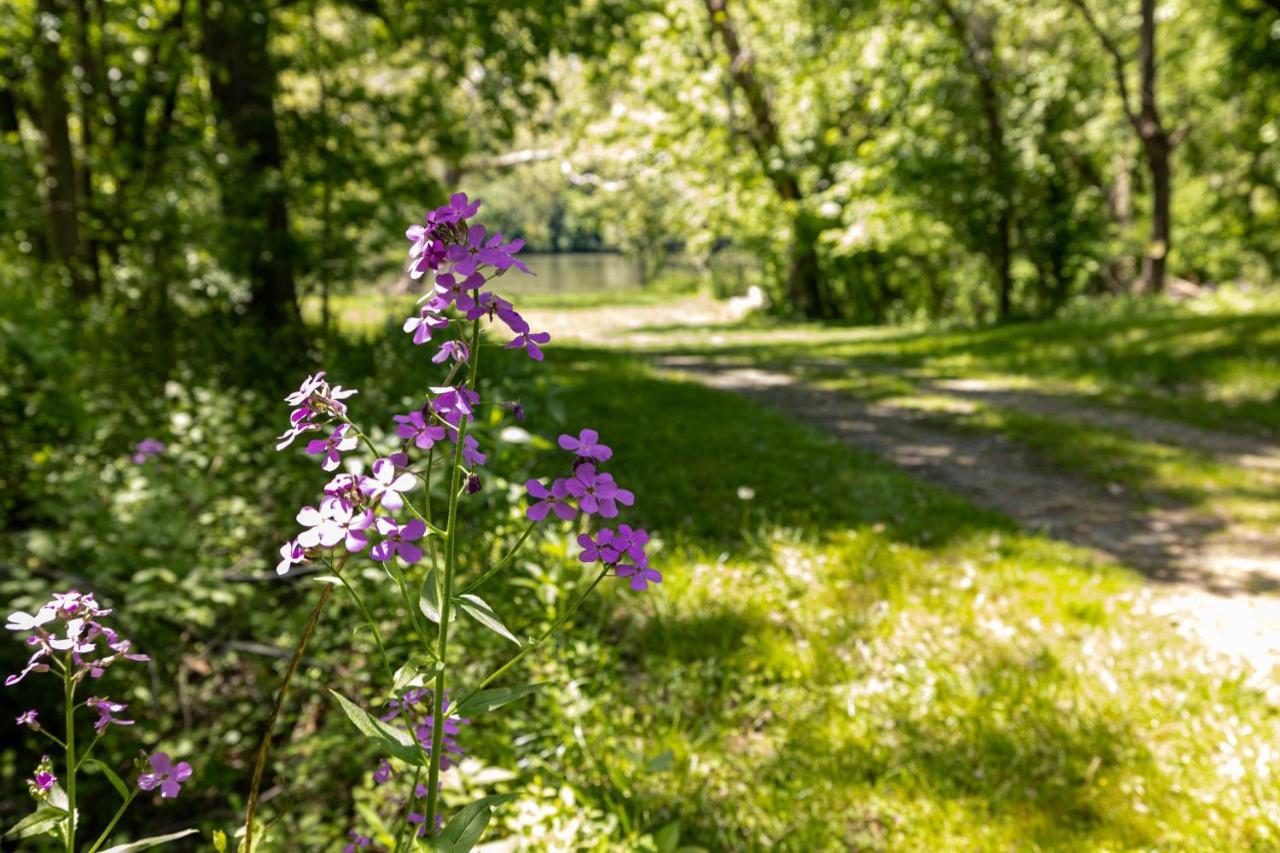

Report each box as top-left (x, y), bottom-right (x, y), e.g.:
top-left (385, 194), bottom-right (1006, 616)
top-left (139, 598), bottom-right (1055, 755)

top-left (1067, 0), bottom-right (1138, 128)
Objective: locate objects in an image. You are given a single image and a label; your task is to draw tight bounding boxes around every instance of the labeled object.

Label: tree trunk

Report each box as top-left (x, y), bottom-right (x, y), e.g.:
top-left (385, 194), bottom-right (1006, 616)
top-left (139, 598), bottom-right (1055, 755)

top-left (199, 0), bottom-right (300, 330)
top-left (788, 210), bottom-right (828, 318)
top-left (34, 0), bottom-right (88, 298)
top-left (1140, 135), bottom-right (1170, 294)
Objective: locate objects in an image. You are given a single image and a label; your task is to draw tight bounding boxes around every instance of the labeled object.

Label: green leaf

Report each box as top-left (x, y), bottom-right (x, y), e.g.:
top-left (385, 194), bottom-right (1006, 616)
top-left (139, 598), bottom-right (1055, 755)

top-left (456, 594), bottom-right (519, 645)
top-left (652, 820), bottom-right (681, 853)
top-left (329, 690), bottom-right (426, 766)
top-left (4, 806), bottom-right (65, 840)
top-left (99, 828), bottom-right (199, 852)
top-left (392, 660), bottom-right (425, 693)
top-left (419, 567), bottom-right (454, 624)
top-left (452, 683), bottom-right (545, 718)
top-left (433, 794), bottom-right (518, 852)
top-left (87, 758), bottom-right (130, 800)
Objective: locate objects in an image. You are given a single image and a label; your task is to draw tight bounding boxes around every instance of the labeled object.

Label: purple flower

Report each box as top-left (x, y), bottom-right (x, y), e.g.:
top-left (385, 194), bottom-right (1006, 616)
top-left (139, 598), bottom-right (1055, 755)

top-left (617, 560), bottom-right (663, 591)
top-left (306, 425), bottom-right (359, 472)
top-left (403, 307), bottom-right (449, 345)
top-left (344, 831), bottom-right (373, 853)
top-left (132, 438), bottom-right (166, 464)
top-left (296, 504), bottom-right (374, 552)
top-left (466, 473), bottom-right (482, 494)
top-left (138, 752), bottom-right (192, 799)
top-left (558, 429), bottom-right (612, 462)
top-left (432, 192), bottom-right (480, 225)
top-left (370, 518), bottom-right (427, 563)
top-left (431, 386), bottom-right (478, 427)
top-left (434, 272), bottom-right (484, 313)
top-left (526, 480), bottom-right (576, 522)
top-left (32, 766), bottom-right (56, 792)
top-left (445, 225), bottom-right (492, 277)
top-left (461, 435), bottom-right (486, 468)
top-left (361, 458), bottom-right (417, 510)
top-left (276, 539), bottom-right (306, 576)
top-left (577, 530), bottom-right (620, 563)
top-left (610, 524), bottom-right (651, 563)
top-left (6, 592), bottom-right (147, 685)
top-left (394, 411), bottom-right (446, 450)
top-left (6, 607), bottom-right (57, 632)
top-left (482, 231), bottom-right (532, 274)
top-left (372, 760), bottom-right (393, 785)
top-left (87, 696), bottom-right (134, 734)
top-left (321, 472), bottom-right (363, 516)
top-left (16, 709), bottom-right (38, 729)
top-left (278, 372), bottom-right (358, 450)
top-left (562, 463), bottom-right (634, 517)
top-left (505, 330), bottom-right (551, 361)
top-left (433, 339), bottom-right (470, 365)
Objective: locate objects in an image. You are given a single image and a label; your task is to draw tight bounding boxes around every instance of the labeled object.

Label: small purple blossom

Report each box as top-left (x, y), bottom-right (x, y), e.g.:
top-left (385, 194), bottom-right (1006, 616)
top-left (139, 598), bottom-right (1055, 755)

top-left (306, 424), bottom-right (358, 472)
top-left (434, 272), bottom-right (484, 313)
top-left (32, 763), bottom-right (56, 793)
top-left (296, 504), bottom-right (374, 552)
top-left (403, 307), bottom-right (449, 344)
top-left (361, 458), bottom-right (417, 510)
top-left (433, 339), bottom-right (470, 365)
top-left (562, 463), bottom-right (634, 518)
top-left (16, 709), bottom-right (38, 729)
top-left (344, 831), bottom-right (373, 853)
top-left (506, 330), bottom-right (551, 361)
top-left (525, 479), bottom-right (576, 522)
top-left (395, 410), bottom-right (447, 450)
top-left (87, 696), bottom-right (134, 734)
top-left (558, 428), bottom-right (612, 462)
top-left (577, 530), bottom-right (620, 563)
top-left (617, 560), bottom-right (663, 591)
top-left (5, 592), bottom-right (147, 685)
top-left (132, 438), bottom-right (166, 464)
top-left (276, 539), bottom-right (306, 576)
top-left (461, 434), bottom-right (486, 468)
top-left (372, 760), bottom-right (393, 785)
top-left (370, 517), bottom-right (427, 563)
top-left (138, 752), bottom-right (192, 799)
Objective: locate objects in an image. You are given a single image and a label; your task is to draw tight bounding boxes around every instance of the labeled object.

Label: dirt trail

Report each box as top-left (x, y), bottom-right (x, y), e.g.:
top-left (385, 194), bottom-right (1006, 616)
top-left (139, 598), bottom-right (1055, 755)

top-left (526, 303), bottom-right (1280, 676)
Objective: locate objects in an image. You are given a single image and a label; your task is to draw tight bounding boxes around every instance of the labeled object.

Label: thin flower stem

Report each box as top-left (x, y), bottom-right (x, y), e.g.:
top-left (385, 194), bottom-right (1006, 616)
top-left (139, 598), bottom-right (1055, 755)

top-left (424, 320), bottom-right (481, 832)
top-left (323, 558), bottom-right (395, 680)
top-left (451, 566), bottom-right (610, 715)
top-left (393, 765), bottom-right (424, 853)
top-left (63, 661), bottom-right (77, 853)
top-left (458, 522), bottom-right (537, 595)
top-left (74, 733), bottom-right (103, 771)
top-left (85, 789), bottom-right (138, 853)
top-left (37, 728), bottom-right (68, 750)
top-left (244, 579), bottom-right (336, 853)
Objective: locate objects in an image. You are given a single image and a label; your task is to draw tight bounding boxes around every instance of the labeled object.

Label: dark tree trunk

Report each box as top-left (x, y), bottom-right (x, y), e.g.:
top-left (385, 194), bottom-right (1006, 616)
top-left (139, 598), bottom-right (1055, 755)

top-left (34, 0), bottom-right (88, 298)
top-left (938, 0), bottom-right (1016, 321)
top-left (1135, 0), bottom-right (1170, 294)
top-left (199, 0), bottom-right (300, 330)
top-left (703, 0), bottom-right (830, 318)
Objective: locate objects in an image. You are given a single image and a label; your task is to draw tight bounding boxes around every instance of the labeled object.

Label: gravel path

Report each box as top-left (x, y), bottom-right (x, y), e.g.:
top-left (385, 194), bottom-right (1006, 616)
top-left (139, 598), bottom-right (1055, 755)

top-left (526, 303), bottom-right (1280, 676)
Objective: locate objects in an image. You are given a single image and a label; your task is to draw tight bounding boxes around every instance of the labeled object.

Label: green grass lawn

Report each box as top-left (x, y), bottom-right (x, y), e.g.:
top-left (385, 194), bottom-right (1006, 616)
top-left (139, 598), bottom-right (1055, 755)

top-left (477, 345), bottom-right (1280, 850)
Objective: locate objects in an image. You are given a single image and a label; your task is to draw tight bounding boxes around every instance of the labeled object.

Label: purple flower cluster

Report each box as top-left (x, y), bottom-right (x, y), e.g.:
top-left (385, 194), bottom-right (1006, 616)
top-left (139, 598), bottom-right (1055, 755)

top-left (400, 193), bottom-right (546, 363)
top-left (276, 371), bottom-right (359, 452)
top-left (525, 430), bottom-right (660, 592)
top-left (4, 591), bottom-right (149, 686)
top-left (132, 438), bottom-right (166, 464)
top-left (351, 690), bottom-right (469, 841)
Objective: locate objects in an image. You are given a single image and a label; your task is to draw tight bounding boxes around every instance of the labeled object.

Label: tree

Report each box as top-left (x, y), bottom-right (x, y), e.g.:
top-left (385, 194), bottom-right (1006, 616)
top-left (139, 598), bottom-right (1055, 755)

top-left (199, 0), bottom-right (301, 329)
top-left (1070, 0), bottom-right (1186, 294)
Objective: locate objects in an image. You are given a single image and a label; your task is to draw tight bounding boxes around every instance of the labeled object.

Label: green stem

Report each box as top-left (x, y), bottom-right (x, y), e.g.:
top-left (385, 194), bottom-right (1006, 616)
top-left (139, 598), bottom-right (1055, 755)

top-left (74, 733), bottom-right (102, 771)
top-left (64, 662), bottom-right (76, 853)
top-left (393, 765), bottom-right (423, 853)
top-left (85, 789), bottom-right (138, 853)
top-left (424, 320), bottom-right (482, 832)
top-left (327, 561), bottom-right (395, 680)
top-left (244, 581), bottom-right (335, 853)
top-left (458, 522), bottom-right (537, 595)
top-left (451, 566), bottom-right (610, 717)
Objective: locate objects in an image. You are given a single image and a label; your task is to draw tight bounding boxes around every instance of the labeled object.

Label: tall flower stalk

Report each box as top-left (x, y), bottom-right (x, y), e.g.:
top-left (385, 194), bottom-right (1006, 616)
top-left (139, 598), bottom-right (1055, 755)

top-left (263, 192), bottom-right (662, 849)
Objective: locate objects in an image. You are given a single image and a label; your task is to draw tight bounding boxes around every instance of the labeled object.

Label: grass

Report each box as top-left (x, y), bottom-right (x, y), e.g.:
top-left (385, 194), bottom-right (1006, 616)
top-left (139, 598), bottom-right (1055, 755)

top-left (476, 345), bottom-right (1280, 850)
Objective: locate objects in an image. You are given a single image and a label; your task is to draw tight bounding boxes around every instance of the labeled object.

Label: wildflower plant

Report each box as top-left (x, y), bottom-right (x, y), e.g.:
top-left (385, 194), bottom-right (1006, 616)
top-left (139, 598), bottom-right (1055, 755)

top-left (4, 591), bottom-right (197, 851)
top-left (251, 193), bottom-right (660, 850)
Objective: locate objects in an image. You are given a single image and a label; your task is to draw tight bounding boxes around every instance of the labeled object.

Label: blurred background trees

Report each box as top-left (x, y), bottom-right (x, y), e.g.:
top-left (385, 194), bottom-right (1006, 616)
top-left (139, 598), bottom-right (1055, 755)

top-left (3, 0), bottom-right (1277, 331)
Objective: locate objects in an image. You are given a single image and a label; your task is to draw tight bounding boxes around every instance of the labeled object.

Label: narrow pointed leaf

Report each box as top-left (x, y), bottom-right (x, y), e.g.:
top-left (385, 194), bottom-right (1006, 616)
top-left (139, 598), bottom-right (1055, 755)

top-left (434, 794), bottom-right (519, 851)
top-left (100, 828), bottom-right (199, 852)
top-left (452, 683), bottom-right (545, 718)
top-left (4, 806), bottom-right (65, 840)
top-left (87, 758), bottom-right (130, 800)
top-left (329, 690), bottom-right (425, 766)
top-left (456, 594), bottom-right (519, 645)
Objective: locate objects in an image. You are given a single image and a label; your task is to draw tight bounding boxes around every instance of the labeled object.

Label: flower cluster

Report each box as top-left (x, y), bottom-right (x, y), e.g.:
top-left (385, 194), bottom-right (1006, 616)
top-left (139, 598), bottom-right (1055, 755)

top-left (5, 590), bottom-right (149, 686)
top-left (525, 429), bottom-right (660, 592)
top-left (132, 438), bottom-right (166, 464)
top-left (275, 371), bottom-right (359, 452)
